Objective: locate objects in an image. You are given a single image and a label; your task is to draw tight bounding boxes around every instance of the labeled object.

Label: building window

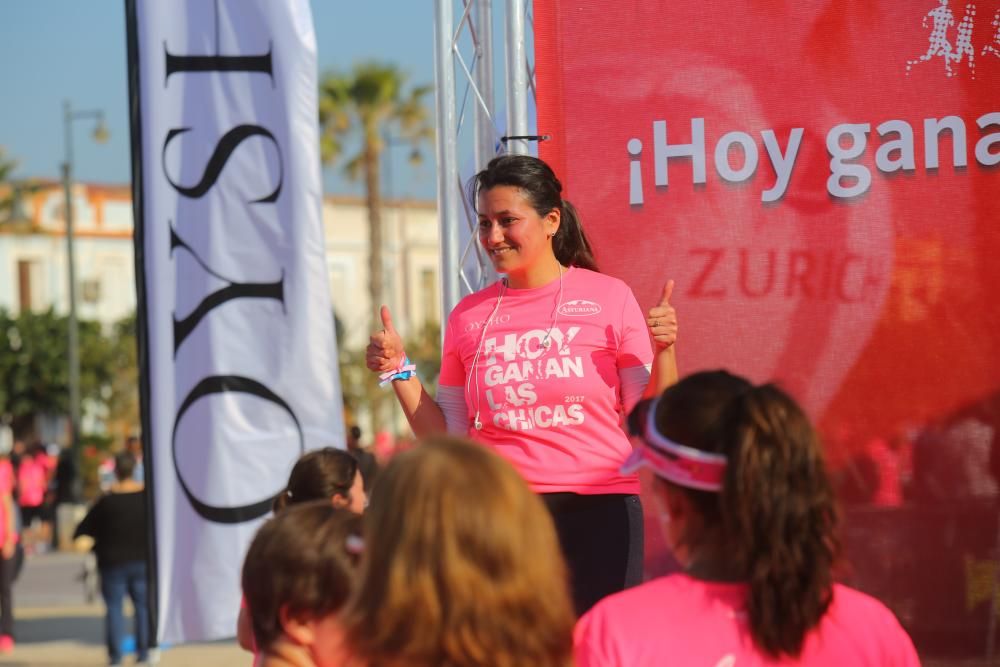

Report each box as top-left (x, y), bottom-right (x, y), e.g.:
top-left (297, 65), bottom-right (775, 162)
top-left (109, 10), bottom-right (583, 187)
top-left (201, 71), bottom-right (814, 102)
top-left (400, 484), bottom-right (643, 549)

top-left (17, 260), bottom-right (43, 312)
top-left (80, 278), bottom-right (102, 305)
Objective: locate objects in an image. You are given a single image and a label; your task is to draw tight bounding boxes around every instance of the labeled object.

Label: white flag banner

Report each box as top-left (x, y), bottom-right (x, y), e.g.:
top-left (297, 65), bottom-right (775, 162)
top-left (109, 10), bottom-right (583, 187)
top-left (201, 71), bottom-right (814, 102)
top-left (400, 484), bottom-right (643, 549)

top-left (125, 0), bottom-right (344, 643)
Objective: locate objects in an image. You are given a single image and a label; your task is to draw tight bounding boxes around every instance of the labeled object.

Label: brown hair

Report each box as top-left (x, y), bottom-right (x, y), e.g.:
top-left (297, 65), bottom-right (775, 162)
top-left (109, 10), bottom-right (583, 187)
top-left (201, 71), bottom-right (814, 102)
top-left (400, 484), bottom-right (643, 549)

top-left (342, 436), bottom-right (574, 667)
top-left (654, 371), bottom-right (838, 658)
top-left (114, 451), bottom-right (136, 482)
top-left (470, 154), bottom-right (599, 271)
top-left (241, 501), bottom-right (362, 650)
top-left (273, 447), bottom-right (359, 512)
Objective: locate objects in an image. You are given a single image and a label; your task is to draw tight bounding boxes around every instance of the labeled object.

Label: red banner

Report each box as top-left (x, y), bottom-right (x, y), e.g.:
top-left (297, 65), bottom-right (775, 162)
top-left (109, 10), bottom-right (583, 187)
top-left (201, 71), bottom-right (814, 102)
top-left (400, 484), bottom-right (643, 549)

top-left (536, 0), bottom-right (1000, 656)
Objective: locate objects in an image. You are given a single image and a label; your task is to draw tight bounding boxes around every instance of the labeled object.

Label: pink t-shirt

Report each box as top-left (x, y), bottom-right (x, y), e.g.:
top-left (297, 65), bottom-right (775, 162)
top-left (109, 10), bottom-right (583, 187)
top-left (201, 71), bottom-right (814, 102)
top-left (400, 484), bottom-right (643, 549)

top-left (439, 268), bottom-right (651, 494)
top-left (575, 574), bottom-right (921, 667)
top-left (0, 461), bottom-right (13, 497)
top-left (17, 455), bottom-right (49, 507)
top-left (0, 460), bottom-right (14, 541)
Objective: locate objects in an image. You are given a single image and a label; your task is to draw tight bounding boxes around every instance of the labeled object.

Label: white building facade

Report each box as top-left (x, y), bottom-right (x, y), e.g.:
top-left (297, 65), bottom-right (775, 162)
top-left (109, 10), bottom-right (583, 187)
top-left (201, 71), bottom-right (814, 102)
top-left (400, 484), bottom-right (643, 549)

top-left (1, 182), bottom-right (442, 352)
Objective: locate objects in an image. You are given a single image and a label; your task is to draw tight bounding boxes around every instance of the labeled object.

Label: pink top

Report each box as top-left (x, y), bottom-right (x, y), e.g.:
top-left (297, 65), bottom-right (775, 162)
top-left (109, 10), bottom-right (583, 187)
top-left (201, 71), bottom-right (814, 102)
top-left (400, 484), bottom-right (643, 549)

top-left (17, 455), bottom-right (49, 507)
top-left (0, 461), bottom-right (13, 497)
top-left (439, 268), bottom-right (652, 494)
top-left (575, 574), bottom-right (921, 667)
top-left (0, 460), bottom-right (15, 542)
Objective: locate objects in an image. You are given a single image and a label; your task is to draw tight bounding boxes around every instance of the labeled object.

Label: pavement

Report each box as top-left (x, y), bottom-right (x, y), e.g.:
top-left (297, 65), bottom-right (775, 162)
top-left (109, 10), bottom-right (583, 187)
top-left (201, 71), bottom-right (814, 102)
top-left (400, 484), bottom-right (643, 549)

top-left (2, 550), bottom-right (247, 666)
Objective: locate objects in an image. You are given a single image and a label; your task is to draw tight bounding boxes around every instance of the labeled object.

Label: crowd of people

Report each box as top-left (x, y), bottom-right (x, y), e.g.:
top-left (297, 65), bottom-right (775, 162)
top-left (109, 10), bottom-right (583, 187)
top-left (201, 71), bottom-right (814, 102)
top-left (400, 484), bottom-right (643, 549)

top-left (0, 435), bottom-right (70, 654)
top-left (237, 155), bottom-right (920, 666)
top-left (240, 378), bottom-right (919, 666)
top-left (2, 154), bottom-right (922, 665)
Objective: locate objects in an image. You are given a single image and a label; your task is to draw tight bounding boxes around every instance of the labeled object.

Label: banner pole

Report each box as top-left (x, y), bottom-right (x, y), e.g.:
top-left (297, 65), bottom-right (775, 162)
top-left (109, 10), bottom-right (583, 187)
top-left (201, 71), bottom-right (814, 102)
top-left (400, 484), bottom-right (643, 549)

top-left (434, 0), bottom-right (461, 317)
top-left (122, 0), bottom-right (160, 647)
top-left (504, 0), bottom-right (529, 155)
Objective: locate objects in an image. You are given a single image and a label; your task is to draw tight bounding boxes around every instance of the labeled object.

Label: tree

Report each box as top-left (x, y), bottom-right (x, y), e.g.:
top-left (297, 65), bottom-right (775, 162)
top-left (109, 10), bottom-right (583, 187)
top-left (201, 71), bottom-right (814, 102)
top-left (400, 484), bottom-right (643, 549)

top-left (0, 308), bottom-right (117, 439)
top-left (319, 62), bottom-right (434, 434)
top-left (0, 146), bottom-right (41, 230)
top-left (318, 62), bottom-right (434, 328)
top-left (0, 146), bottom-right (19, 223)
top-left (337, 319), bottom-right (441, 438)
top-left (103, 313), bottom-right (140, 437)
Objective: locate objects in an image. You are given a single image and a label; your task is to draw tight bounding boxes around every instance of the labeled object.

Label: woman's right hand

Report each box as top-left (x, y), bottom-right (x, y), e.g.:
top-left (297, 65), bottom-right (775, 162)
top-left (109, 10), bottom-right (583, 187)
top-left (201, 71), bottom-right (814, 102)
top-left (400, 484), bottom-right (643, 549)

top-left (367, 305), bottom-right (406, 373)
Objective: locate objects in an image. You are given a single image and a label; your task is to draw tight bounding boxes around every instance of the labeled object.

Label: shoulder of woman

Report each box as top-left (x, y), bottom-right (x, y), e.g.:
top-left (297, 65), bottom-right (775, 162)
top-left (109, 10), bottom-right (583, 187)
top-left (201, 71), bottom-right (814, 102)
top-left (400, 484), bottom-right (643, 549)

top-left (449, 281), bottom-right (505, 318)
top-left (829, 583), bottom-right (906, 629)
top-left (572, 267), bottom-right (629, 292)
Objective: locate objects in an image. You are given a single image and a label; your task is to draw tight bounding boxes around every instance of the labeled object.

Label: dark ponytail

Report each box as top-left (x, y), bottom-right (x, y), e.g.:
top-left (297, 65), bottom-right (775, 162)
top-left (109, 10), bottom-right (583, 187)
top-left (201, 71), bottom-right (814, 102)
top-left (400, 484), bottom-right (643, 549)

top-left (272, 448), bottom-right (360, 513)
top-left (719, 385), bottom-right (837, 658)
top-left (654, 372), bottom-right (838, 659)
top-left (470, 155), bottom-right (599, 271)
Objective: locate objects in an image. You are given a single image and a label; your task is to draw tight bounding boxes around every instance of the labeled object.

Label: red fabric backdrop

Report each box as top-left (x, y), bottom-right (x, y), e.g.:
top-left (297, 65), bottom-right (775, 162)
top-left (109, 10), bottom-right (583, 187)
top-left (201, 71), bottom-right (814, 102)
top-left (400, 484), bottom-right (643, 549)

top-left (535, 0), bottom-right (1000, 655)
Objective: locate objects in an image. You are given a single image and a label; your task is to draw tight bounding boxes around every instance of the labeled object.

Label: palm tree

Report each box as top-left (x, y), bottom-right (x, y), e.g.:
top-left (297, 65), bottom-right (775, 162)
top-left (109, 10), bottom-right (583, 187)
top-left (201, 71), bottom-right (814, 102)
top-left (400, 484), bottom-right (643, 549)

top-left (0, 147), bottom-right (37, 231)
top-left (318, 62), bottom-right (433, 329)
top-left (0, 147), bottom-right (19, 223)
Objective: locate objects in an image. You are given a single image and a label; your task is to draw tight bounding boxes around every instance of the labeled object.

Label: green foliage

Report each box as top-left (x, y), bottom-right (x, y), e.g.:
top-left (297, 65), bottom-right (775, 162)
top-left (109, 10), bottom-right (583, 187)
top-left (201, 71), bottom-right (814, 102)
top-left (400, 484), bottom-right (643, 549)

top-left (405, 320), bottom-right (442, 393)
top-left (338, 345), bottom-right (382, 432)
top-left (0, 146), bottom-right (18, 223)
top-left (319, 62), bottom-right (435, 428)
top-left (104, 313), bottom-right (139, 430)
top-left (318, 61), bottom-right (434, 169)
top-left (0, 308), bottom-right (134, 437)
top-left (80, 432), bottom-right (115, 500)
top-left (336, 320), bottom-right (441, 437)
top-left (0, 146), bottom-right (42, 229)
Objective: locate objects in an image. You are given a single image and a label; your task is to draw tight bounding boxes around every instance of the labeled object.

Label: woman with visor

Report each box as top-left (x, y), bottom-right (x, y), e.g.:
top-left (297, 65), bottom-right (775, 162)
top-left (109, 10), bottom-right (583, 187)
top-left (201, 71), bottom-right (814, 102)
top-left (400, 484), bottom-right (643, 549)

top-left (574, 370), bottom-right (920, 666)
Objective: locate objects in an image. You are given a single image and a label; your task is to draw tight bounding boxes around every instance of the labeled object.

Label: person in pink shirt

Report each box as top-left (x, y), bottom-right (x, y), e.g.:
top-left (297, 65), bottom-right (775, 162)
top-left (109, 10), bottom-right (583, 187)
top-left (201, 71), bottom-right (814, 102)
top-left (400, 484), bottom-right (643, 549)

top-left (367, 155), bottom-right (678, 613)
top-left (17, 442), bottom-right (52, 552)
top-left (574, 371), bottom-right (921, 666)
top-left (0, 442), bottom-right (18, 654)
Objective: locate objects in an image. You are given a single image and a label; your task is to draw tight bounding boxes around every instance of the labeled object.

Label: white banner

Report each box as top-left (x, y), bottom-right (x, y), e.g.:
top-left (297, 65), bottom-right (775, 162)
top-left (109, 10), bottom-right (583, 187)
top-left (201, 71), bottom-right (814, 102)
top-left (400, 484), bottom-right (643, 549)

top-left (127, 0), bottom-right (344, 643)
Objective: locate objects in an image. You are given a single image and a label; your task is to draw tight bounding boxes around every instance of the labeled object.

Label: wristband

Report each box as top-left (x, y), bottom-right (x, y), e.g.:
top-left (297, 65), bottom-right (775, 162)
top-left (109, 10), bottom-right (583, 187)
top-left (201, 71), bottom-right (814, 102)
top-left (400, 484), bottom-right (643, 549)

top-left (379, 354), bottom-right (417, 387)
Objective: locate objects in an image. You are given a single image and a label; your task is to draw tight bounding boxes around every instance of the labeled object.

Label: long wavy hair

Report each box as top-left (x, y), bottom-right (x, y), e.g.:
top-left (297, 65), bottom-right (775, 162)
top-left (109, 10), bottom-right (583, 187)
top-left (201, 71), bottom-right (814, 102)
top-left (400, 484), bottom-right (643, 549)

top-left (470, 154), bottom-right (598, 271)
top-left (654, 371), bottom-right (839, 658)
top-left (342, 436), bottom-right (575, 667)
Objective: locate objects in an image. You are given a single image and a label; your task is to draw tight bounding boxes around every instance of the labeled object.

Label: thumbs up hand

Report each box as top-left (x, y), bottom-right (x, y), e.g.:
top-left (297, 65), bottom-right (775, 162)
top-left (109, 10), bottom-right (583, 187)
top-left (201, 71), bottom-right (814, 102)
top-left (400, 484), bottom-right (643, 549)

top-left (367, 305), bottom-right (406, 373)
top-left (646, 280), bottom-right (678, 349)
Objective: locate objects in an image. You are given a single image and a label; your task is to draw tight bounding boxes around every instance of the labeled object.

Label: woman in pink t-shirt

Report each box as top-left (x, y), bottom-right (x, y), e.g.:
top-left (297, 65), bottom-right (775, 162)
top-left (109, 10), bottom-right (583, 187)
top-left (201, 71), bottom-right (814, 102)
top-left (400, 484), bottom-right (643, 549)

top-left (367, 155), bottom-right (678, 613)
top-left (574, 371), bottom-right (921, 666)
top-left (0, 450), bottom-right (17, 653)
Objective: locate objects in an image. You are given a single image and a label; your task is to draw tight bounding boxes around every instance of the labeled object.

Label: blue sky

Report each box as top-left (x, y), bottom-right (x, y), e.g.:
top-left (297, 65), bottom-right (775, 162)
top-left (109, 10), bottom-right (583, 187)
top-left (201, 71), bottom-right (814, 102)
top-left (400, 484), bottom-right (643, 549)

top-left (0, 1), bottom-right (439, 199)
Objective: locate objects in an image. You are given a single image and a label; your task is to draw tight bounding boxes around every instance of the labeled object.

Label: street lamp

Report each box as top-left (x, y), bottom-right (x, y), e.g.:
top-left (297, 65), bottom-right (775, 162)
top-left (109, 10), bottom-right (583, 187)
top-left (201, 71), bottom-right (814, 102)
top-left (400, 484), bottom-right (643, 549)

top-left (61, 100), bottom-right (108, 497)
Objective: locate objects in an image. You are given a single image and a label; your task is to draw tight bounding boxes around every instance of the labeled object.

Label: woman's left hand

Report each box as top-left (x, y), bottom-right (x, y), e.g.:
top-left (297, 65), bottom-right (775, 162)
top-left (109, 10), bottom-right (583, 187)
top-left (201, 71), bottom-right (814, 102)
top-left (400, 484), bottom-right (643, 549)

top-left (646, 280), bottom-right (677, 349)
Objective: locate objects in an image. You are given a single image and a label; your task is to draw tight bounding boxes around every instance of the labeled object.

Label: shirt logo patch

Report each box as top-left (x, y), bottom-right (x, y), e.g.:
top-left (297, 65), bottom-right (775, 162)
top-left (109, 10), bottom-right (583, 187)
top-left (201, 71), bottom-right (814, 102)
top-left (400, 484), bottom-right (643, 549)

top-left (558, 300), bottom-right (602, 316)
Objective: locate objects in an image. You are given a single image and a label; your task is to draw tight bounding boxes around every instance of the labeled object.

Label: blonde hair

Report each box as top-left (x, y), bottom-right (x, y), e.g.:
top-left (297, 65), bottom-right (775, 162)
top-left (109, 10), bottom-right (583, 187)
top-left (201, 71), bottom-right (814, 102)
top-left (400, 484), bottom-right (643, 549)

top-left (342, 436), bottom-right (574, 667)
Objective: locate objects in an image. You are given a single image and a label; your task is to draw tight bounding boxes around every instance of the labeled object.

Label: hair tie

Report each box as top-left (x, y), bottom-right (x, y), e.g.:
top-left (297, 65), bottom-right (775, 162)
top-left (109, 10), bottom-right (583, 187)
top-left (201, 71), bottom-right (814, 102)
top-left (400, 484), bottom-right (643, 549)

top-left (345, 535), bottom-right (365, 555)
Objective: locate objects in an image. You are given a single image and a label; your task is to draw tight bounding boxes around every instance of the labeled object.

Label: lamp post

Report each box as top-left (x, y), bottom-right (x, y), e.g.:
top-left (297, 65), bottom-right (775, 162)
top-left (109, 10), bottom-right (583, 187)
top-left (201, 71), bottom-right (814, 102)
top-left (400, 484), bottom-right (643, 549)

top-left (61, 100), bottom-right (108, 497)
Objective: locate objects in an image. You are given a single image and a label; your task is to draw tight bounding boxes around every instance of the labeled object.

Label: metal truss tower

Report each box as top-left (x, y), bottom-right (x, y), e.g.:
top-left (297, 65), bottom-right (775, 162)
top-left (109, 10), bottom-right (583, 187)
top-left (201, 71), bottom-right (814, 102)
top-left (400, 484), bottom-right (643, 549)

top-left (433, 0), bottom-right (536, 316)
